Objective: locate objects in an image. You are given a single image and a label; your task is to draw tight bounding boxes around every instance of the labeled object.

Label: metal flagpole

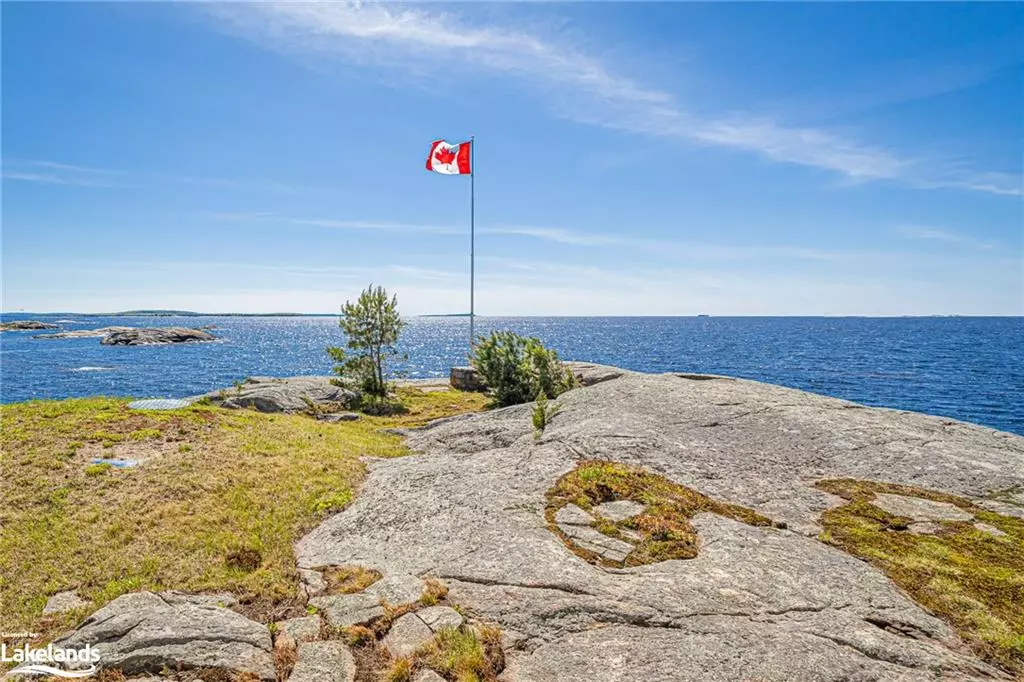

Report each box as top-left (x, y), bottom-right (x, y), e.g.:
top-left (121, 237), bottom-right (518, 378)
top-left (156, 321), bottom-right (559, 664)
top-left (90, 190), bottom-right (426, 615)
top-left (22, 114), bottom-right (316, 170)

top-left (469, 135), bottom-right (475, 354)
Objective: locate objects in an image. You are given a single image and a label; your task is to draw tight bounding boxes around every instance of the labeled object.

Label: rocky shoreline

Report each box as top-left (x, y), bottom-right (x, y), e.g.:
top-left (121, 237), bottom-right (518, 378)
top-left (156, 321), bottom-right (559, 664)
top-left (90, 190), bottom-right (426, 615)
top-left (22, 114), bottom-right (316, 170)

top-left (0, 319), bottom-right (58, 331)
top-left (20, 365), bottom-right (1024, 681)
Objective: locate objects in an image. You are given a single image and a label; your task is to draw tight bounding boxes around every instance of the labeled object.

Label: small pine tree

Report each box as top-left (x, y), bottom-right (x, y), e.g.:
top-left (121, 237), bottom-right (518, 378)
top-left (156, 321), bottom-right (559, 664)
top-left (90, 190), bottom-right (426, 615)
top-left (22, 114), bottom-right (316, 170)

top-left (471, 331), bottom-right (576, 407)
top-left (327, 284), bottom-right (406, 400)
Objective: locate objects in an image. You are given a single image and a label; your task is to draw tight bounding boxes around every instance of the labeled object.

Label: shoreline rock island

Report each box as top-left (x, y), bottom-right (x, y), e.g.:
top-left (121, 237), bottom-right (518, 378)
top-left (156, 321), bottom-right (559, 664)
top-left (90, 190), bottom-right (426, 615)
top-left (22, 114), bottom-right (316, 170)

top-left (17, 364), bottom-right (1024, 681)
top-left (29, 326), bottom-right (216, 344)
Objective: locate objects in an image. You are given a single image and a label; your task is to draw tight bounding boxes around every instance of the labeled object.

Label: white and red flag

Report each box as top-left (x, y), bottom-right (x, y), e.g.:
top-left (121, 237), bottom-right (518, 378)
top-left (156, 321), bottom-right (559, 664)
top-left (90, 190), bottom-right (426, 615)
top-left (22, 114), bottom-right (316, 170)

top-left (426, 139), bottom-right (472, 175)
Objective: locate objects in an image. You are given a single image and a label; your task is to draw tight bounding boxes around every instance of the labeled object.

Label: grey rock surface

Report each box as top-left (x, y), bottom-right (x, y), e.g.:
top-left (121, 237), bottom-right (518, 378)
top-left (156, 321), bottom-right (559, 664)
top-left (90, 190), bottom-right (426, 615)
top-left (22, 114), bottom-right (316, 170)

top-left (417, 605), bottom-right (464, 632)
top-left (100, 327), bottom-right (216, 346)
top-left (564, 361), bottom-right (628, 386)
top-left (42, 590), bottom-right (91, 615)
top-left (365, 573), bottom-right (426, 605)
top-left (288, 640), bottom-right (356, 682)
top-left (592, 500), bottom-right (645, 522)
top-left (194, 376), bottom-right (357, 413)
top-left (54, 591), bottom-right (274, 680)
top-left (873, 493), bottom-right (975, 522)
top-left (33, 326), bottom-right (134, 339)
top-left (384, 612), bottom-right (435, 658)
top-left (555, 514), bottom-right (634, 564)
top-left (298, 567), bottom-right (328, 598)
top-left (296, 370), bottom-right (1024, 681)
top-left (309, 592), bottom-right (383, 627)
top-left (276, 615), bottom-right (322, 643)
top-left (553, 504), bottom-right (592, 526)
top-left (974, 522), bottom-right (1008, 537)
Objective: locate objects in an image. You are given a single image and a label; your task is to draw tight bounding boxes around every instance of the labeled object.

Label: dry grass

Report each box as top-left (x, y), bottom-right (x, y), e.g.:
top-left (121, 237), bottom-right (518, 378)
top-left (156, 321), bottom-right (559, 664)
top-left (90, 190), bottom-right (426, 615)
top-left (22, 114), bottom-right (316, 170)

top-left (545, 460), bottom-right (777, 566)
top-left (0, 387), bottom-right (486, 647)
top-left (817, 478), bottom-right (1024, 674)
top-left (323, 565), bottom-right (383, 595)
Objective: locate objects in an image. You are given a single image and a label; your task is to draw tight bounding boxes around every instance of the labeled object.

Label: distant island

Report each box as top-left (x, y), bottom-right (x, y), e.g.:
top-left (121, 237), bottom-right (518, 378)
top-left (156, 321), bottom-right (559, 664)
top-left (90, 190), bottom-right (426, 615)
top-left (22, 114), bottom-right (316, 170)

top-left (95, 310), bottom-right (317, 317)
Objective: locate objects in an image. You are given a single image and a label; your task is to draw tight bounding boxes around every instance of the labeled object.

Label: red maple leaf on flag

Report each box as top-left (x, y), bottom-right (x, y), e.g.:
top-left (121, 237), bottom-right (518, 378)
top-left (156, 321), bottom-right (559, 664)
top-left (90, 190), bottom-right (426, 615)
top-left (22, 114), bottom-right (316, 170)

top-left (434, 146), bottom-right (457, 165)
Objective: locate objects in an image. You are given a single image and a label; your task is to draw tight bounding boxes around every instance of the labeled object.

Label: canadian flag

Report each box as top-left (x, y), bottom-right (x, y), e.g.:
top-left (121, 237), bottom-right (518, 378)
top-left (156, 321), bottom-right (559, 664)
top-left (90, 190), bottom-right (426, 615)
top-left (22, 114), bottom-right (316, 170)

top-left (426, 139), bottom-right (472, 175)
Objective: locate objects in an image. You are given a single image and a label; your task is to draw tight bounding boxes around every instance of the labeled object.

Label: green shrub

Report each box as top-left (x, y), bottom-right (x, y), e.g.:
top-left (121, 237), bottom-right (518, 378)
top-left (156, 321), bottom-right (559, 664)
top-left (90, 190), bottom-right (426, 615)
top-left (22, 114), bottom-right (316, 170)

top-left (327, 284), bottom-right (407, 401)
top-left (471, 331), bottom-right (576, 407)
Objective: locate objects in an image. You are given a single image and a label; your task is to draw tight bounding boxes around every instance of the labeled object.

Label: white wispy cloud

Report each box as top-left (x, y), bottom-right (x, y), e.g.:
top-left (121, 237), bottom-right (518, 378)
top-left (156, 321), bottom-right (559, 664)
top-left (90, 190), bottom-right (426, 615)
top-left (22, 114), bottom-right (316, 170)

top-left (2, 159), bottom-right (310, 194)
top-left (2, 160), bottom-right (124, 187)
top-left (897, 226), bottom-right (995, 250)
top-left (204, 2), bottom-right (1020, 197)
top-left (479, 225), bottom-right (624, 246)
top-left (207, 210), bottom-right (1010, 266)
top-left (1, 171), bottom-right (121, 188)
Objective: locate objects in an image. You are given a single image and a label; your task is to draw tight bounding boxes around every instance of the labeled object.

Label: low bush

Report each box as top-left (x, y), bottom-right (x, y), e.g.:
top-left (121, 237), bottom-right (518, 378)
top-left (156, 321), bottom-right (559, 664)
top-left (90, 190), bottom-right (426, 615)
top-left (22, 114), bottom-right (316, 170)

top-left (471, 331), bottom-right (576, 407)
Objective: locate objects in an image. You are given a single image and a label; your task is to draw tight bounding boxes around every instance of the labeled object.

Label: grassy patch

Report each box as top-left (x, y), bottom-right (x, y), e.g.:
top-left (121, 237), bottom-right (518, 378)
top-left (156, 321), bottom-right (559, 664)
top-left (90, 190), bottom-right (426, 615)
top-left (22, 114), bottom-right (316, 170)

top-left (545, 460), bottom-right (777, 567)
top-left (415, 625), bottom-right (504, 682)
top-left (0, 387), bottom-right (484, 644)
top-left (374, 625), bottom-right (503, 682)
top-left (817, 478), bottom-right (1024, 674)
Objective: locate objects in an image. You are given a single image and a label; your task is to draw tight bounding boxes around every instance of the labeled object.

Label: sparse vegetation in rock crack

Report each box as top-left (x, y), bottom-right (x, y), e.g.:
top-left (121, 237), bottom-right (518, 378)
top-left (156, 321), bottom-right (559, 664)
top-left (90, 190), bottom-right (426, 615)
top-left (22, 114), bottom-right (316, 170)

top-left (817, 478), bottom-right (1024, 675)
top-left (316, 578), bottom-right (504, 682)
top-left (545, 460), bottom-right (781, 567)
top-left (531, 392), bottom-right (562, 441)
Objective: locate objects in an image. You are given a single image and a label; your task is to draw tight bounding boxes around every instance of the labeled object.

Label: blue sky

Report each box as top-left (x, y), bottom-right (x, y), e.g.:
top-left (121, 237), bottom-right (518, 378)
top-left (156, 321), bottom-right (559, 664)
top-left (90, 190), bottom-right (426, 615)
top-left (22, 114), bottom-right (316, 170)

top-left (2, 2), bottom-right (1022, 315)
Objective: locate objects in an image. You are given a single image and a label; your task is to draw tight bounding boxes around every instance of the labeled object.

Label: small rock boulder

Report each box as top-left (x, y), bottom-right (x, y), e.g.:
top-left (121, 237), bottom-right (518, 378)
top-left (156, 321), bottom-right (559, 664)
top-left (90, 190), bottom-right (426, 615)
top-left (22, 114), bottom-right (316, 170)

top-left (554, 504), bottom-right (635, 563)
top-left (384, 612), bottom-right (434, 658)
top-left (196, 376), bottom-right (358, 413)
top-left (416, 606), bottom-right (464, 632)
top-left (42, 590), bottom-right (91, 615)
top-left (592, 500), bottom-right (645, 522)
top-left (101, 327), bottom-right (216, 346)
top-left (309, 592), bottom-right (384, 628)
top-left (450, 366), bottom-right (486, 392)
top-left (365, 574), bottom-right (426, 606)
top-left (288, 640), bottom-right (356, 682)
top-left (564, 361), bottom-right (627, 386)
top-left (974, 522), bottom-right (1008, 537)
top-left (316, 412), bottom-right (361, 423)
top-left (54, 591), bottom-right (274, 680)
top-left (298, 568), bottom-right (328, 598)
top-left (275, 615), bottom-right (322, 643)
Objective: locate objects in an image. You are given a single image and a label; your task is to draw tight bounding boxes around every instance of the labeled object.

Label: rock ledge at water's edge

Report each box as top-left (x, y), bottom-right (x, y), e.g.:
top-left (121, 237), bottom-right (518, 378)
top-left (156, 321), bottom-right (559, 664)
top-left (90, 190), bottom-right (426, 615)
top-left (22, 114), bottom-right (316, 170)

top-left (296, 367), bottom-right (1024, 681)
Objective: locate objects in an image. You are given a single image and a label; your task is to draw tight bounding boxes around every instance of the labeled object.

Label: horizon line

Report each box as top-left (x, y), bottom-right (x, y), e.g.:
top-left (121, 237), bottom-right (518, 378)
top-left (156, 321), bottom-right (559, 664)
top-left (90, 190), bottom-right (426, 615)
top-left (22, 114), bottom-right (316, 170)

top-left (2, 311), bottom-right (1022, 319)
